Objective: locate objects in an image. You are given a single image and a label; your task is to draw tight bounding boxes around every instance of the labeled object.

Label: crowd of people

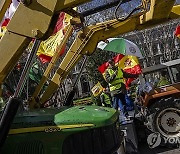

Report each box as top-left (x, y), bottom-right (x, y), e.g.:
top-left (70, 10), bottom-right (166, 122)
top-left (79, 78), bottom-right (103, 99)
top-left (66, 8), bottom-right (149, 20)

top-left (93, 57), bottom-right (180, 121)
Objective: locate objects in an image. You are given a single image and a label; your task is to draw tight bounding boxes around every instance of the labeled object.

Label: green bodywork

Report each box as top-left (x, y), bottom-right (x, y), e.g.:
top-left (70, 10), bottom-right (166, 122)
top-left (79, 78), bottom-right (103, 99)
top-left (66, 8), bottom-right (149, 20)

top-left (2, 106), bottom-right (119, 154)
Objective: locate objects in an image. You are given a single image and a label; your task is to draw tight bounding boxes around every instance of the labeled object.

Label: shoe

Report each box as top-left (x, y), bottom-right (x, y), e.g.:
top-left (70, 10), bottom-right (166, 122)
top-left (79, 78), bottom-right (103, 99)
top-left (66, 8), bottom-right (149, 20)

top-left (125, 112), bottom-right (129, 117)
top-left (124, 116), bottom-right (131, 121)
top-left (124, 112), bottom-right (132, 121)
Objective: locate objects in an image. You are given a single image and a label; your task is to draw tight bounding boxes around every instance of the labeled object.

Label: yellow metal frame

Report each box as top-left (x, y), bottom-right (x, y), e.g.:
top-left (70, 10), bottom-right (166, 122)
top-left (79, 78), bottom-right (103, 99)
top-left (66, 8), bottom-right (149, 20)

top-left (140, 0), bottom-right (175, 24)
top-left (9, 123), bottom-right (94, 135)
top-left (29, 25), bottom-right (73, 108)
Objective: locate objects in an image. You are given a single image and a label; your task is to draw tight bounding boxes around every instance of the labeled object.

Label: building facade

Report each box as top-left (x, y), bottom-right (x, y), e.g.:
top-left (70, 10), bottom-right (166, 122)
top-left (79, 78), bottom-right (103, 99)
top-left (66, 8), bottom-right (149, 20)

top-left (122, 20), bottom-right (180, 68)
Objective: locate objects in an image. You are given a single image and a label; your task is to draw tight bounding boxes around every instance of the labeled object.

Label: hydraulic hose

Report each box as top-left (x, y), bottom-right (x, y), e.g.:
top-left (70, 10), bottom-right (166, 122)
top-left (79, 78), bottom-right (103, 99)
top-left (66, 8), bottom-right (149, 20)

top-left (114, 0), bottom-right (142, 21)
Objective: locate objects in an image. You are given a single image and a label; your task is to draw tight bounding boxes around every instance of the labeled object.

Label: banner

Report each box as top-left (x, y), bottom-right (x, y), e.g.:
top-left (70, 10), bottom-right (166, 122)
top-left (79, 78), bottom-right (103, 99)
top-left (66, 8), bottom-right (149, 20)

top-left (91, 82), bottom-right (104, 97)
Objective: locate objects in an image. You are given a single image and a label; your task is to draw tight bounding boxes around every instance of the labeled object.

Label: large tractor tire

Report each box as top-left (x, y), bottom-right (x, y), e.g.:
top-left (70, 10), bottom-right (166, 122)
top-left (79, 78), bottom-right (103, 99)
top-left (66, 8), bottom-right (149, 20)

top-left (149, 98), bottom-right (180, 146)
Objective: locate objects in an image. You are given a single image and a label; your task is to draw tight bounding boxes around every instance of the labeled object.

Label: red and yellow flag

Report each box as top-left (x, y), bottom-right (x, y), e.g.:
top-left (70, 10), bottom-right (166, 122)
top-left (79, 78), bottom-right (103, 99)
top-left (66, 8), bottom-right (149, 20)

top-left (175, 25), bottom-right (180, 38)
top-left (0, 18), bottom-right (10, 38)
top-left (98, 54), bottom-right (142, 88)
top-left (36, 12), bottom-right (72, 63)
top-left (0, 0), bottom-right (19, 38)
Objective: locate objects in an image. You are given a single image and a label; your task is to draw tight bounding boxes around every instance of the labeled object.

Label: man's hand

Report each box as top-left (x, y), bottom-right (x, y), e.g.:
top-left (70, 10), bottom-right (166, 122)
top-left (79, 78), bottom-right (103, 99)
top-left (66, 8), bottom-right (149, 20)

top-left (114, 69), bottom-right (118, 75)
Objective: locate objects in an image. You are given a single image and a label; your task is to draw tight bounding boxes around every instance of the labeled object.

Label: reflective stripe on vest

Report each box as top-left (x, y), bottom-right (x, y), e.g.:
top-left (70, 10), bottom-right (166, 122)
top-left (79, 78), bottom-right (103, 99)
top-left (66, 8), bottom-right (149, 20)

top-left (101, 92), bottom-right (111, 105)
top-left (107, 68), bottom-right (124, 91)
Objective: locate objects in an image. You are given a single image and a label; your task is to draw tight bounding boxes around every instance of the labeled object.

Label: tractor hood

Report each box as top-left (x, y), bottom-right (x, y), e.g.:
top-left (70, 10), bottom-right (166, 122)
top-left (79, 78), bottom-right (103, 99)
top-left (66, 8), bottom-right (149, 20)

top-left (54, 106), bottom-right (118, 128)
top-left (11, 106), bottom-right (118, 130)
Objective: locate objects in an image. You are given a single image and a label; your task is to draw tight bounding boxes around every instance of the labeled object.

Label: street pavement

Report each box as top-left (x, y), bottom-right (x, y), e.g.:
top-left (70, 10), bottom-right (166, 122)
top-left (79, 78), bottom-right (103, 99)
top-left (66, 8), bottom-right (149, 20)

top-left (120, 110), bottom-right (180, 154)
top-left (139, 142), bottom-right (180, 154)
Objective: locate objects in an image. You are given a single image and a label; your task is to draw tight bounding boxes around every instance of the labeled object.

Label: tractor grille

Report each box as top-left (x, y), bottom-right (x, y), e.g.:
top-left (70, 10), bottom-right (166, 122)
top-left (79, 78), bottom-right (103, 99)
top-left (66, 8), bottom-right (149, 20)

top-left (62, 122), bottom-right (123, 154)
top-left (13, 140), bottom-right (44, 154)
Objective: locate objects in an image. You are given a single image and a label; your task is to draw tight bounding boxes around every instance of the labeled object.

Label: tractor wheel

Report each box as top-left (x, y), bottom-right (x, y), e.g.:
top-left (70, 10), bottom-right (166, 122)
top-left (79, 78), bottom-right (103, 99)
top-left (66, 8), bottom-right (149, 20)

top-left (151, 98), bottom-right (180, 146)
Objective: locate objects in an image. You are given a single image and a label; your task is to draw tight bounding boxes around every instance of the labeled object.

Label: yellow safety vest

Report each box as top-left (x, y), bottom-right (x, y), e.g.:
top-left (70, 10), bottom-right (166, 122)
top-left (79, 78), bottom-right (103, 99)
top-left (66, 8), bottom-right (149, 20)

top-left (107, 68), bottom-right (124, 91)
top-left (100, 92), bottom-right (111, 105)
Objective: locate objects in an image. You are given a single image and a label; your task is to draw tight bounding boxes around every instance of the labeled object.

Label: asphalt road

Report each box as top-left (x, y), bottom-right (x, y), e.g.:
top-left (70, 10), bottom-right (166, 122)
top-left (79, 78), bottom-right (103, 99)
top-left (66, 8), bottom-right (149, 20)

top-left (139, 142), bottom-right (180, 154)
top-left (120, 111), bottom-right (180, 154)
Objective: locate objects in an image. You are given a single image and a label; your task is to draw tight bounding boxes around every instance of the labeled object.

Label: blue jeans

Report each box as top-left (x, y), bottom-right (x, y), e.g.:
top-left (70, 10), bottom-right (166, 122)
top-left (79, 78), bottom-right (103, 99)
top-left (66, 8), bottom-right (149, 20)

top-left (112, 93), bottom-right (128, 116)
top-left (125, 94), bottom-right (134, 111)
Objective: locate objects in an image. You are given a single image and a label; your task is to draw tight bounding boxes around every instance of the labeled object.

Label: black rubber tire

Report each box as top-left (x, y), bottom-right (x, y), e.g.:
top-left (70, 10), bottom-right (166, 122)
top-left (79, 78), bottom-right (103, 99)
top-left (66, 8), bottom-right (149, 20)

top-left (149, 97), bottom-right (180, 146)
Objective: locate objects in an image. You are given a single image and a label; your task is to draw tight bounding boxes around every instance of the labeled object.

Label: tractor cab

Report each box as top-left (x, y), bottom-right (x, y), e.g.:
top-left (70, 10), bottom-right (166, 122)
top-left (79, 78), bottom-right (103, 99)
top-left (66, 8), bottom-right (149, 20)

top-left (142, 59), bottom-right (180, 87)
top-left (137, 59), bottom-right (180, 104)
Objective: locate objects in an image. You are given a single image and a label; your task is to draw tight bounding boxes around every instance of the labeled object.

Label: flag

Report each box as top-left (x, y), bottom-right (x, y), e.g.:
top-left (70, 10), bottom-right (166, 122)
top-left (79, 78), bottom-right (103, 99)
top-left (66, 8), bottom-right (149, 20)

top-left (29, 62), bottom-right (43, 83)
top-left (0, 0), bottom-right (19, 38)
top-left (36, 11), bottom-right (73, 63)
top-left (91, 82), bottom-right (104, 97)
top-left (0, 26), bottom-right (7, 38)
top-left (36, 12), bottom-right (66, 63)
top-left (0, 18), bottom-right (10, 38)
top-left (36, 28), bottom-right (66, 63)
top-left (98, 54), bottom-right (142, 88)
top-left (175, 25), bottom-right (180, 38)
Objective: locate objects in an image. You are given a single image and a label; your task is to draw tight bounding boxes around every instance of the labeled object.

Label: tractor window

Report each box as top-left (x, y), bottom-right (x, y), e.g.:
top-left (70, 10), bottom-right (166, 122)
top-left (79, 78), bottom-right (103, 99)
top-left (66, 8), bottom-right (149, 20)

top-left (144, 68), bottom-right (171, 87)
top-left (170, 64), bottom-right (180, 83)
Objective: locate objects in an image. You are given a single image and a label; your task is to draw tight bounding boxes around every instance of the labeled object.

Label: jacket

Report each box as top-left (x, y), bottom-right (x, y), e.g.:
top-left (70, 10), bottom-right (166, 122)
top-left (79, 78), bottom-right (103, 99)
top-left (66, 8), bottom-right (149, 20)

top-left (105, 66), bottom-right (138, 96)
top-left (100, 92), bottom-right (112, 107)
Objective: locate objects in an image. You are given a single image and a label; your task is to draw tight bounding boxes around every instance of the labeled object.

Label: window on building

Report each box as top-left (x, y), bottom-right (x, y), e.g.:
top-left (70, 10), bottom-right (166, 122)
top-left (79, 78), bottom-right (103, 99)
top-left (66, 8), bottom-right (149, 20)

top-left (152, 43), bottom-right (158, 55)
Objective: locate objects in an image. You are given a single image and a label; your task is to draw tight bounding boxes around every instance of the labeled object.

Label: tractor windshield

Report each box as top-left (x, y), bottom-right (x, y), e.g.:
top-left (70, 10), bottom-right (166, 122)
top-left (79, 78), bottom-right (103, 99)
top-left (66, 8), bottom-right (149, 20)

top-left (170, 64), bottom-right (180, 83)
top-left (144, 68), bottom-right (171, 87)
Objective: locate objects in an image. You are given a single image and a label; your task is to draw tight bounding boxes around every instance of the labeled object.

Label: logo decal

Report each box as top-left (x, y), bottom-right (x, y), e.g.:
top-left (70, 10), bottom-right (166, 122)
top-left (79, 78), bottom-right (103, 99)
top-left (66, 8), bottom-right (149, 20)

top-left (147, 132), bottom-right (161, 148)
top-left (129, 47), bottom-right (136, 53)
top-left (124, 58), bottom-right (132, 67)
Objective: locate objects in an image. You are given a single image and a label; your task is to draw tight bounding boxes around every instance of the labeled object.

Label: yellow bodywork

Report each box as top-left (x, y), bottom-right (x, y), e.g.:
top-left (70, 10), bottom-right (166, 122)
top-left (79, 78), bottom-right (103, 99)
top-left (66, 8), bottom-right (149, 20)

top-left (0, 0), bottom-right (180, 108)
top-left (9, 123), bottom-right (94, 135)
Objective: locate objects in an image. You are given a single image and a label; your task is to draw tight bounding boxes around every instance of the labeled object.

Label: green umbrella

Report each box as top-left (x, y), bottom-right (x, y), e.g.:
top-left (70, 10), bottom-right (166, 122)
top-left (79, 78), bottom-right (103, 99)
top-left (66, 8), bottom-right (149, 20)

top-left (97, 38), bottom-right (143, 58)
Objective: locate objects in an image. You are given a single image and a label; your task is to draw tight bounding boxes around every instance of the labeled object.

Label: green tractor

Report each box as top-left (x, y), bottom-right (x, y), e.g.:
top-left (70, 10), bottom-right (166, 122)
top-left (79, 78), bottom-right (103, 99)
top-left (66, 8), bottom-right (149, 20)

top-left (1, 106), bottom-right (122, 154)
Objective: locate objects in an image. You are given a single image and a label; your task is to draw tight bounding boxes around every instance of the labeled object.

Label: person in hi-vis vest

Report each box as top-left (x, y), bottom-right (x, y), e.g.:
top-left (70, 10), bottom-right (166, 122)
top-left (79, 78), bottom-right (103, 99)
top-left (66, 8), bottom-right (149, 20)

top-left (100, 88), bottom-right (112, 107)
top-left (105, 59), bottom-right (138, 117)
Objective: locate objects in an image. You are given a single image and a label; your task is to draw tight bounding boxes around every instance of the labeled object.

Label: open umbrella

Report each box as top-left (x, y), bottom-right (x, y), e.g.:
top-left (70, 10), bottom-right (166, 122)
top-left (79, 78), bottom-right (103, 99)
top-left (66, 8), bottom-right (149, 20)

top-left (97, 38), bottom-right (143, 58)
